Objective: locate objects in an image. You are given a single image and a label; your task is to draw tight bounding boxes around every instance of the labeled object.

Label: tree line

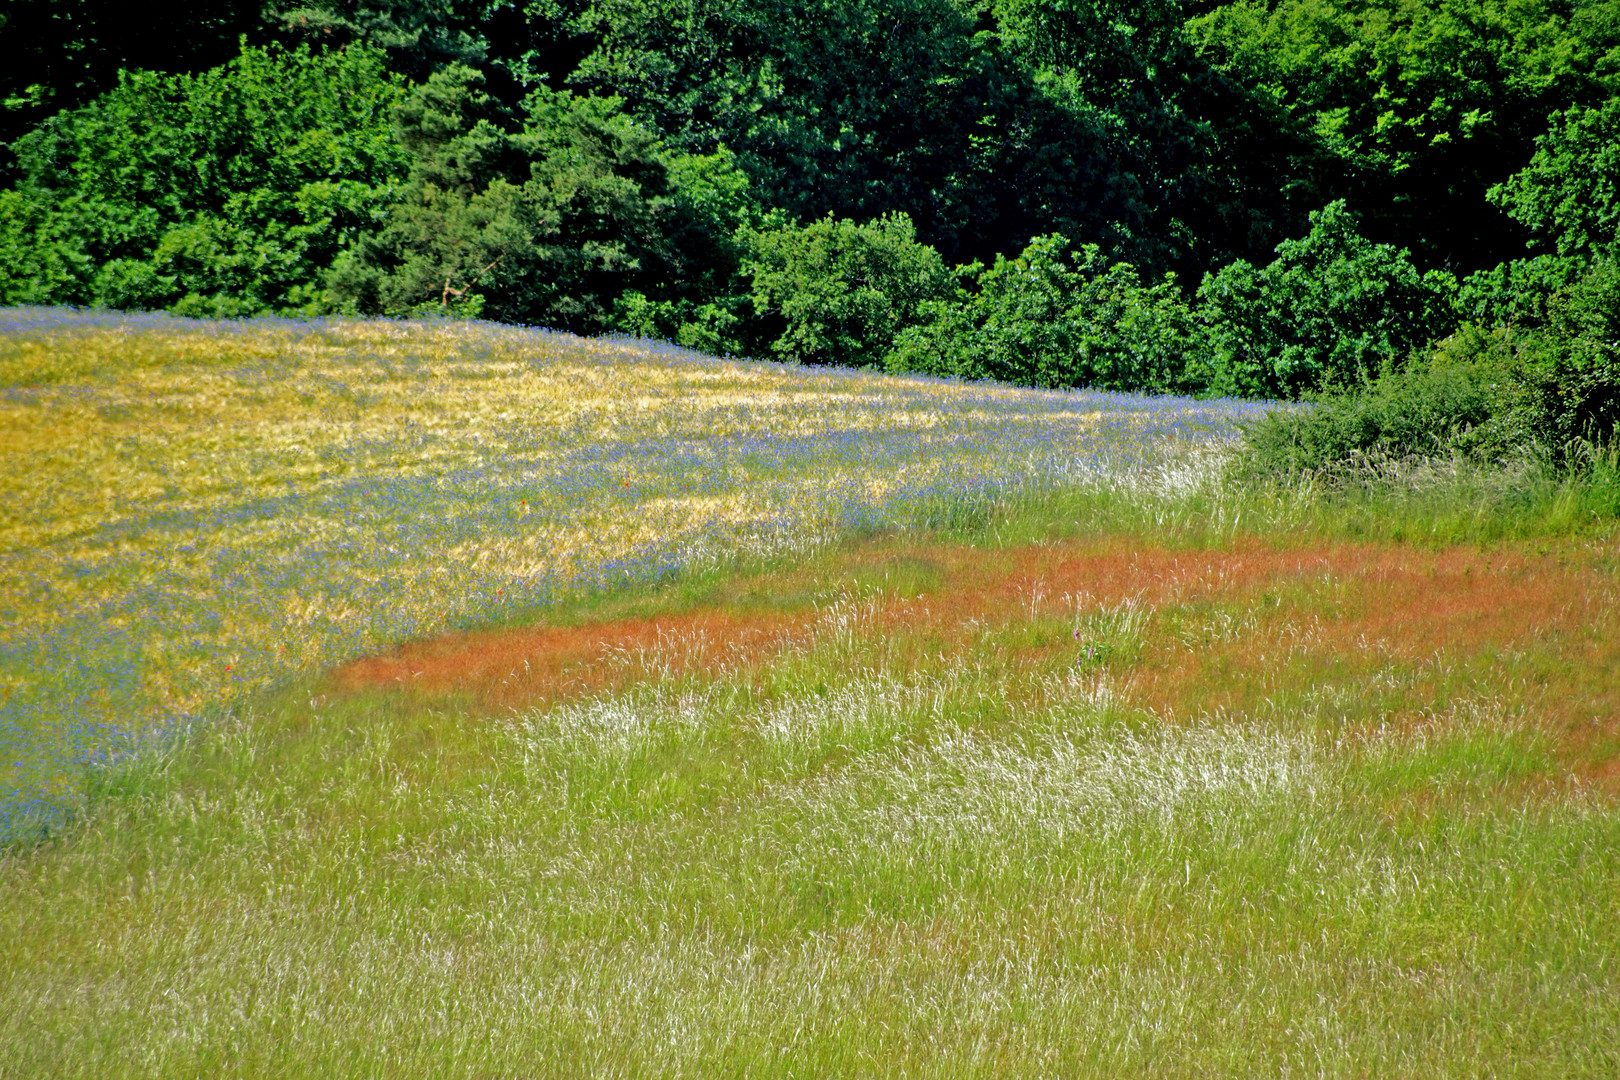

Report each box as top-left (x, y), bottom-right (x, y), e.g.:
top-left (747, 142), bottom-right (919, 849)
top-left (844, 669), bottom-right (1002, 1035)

top-left (2, 0), bottom-right (1617, 425)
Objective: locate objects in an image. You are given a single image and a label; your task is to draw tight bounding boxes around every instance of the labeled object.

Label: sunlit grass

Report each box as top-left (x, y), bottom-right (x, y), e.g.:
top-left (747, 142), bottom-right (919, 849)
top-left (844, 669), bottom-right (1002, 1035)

top-left (0, 308), bottom-right (1260, 833)
top-left (3, 524), bottom-right (1617, 1076)
top-left (3, 308), bottom-right (1619, 1075)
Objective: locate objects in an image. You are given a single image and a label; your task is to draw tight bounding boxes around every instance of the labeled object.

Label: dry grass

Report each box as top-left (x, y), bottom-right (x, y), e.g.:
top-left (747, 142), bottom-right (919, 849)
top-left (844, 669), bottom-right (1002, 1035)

top-left (331, 530), bottom-right (1620, 789)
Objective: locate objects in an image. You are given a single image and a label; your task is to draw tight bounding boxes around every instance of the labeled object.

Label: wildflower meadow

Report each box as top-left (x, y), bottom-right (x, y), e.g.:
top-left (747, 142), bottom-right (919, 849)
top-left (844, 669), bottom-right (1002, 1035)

top-left (4, 309), bottom-right (1619, 1077)
top-left (0, 308), bottom-right (1262, 836)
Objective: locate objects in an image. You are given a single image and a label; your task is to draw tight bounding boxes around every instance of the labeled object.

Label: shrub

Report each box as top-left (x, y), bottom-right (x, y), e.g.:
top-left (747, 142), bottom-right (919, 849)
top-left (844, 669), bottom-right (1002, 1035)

top-left (743, 212), bottom-right (954, 368)
top-left (1195, 201), bottom-right (1458, 399)
top-left (887, 234), bottom-right (1202, 392)
top-left (1239, 258), bottom-right (1620, 477)
top-left (1235, 360), bottom-right (1504, 478)
top-left (1504, 257), bottom-right (1620, 451)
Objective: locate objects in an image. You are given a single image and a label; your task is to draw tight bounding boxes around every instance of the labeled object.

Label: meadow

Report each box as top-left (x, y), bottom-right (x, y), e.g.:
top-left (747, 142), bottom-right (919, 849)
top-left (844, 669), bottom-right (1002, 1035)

top-left (3, 309), bottom-right (1618, 1076)
top-left (0, 308), bottom-right (1257, 835)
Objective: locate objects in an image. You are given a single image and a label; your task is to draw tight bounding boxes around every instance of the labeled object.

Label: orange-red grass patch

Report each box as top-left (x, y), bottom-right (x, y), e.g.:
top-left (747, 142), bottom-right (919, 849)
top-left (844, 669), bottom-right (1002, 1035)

top-left (330, 534), bottom-right (1620, 787)
top-left (332, 608), bottom-right (812, 708)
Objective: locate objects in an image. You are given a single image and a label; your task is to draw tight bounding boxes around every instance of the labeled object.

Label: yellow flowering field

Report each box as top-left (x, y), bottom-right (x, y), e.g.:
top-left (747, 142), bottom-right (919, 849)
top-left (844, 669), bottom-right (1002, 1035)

top-left (0, 308), bottom-right (1262, 834)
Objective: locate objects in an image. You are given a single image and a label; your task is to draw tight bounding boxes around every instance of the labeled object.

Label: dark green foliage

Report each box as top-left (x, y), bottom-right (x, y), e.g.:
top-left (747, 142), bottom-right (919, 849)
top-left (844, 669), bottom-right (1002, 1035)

top-left (327, 63), bottom-right (536, 318)
top-left (1196, 202), bottom-right (1458, 398)
top-left (546, 0), bottom-right (1000, 243)
top-left (510, 0), bottom-right (1298, 276)
top-left (333, 65), bottom-right (757, 331)
top-left (1236, 361), bottom-right (1505, 477)
top-left (604, 149), bottom-right (763, 353)
top-left (1457, 254), bottom-right (1587, 330)
top-left (0, 0), bottom-right (267, 152)
top-left (0, 45), bottom-right (409, 316)
top-left (988, 0), bottom-right (1310, 276)
top-left (1506, 258), bottom-right (1620, 449)
top-left (0, 2), bottom-right (497, 156)
top-left (743, 213), bottom-right (953, 368)
top-left (1240, 259), bottom-right (1620, 476)
top-left (265, 1), bottom-right (491, 75)
top-left (8, 0), bottom-right (1620, 299)
top-left (1188, 0), bottom-right (1620, 272)
top-left (1448, 106), bottom-right (1620, 444)
top-left (887, 235), bottom-right (1202, 392)
top-left (1490, 98), bottom-right (1620, 264)
top-left (2, 0), bottom-right (1618, 442)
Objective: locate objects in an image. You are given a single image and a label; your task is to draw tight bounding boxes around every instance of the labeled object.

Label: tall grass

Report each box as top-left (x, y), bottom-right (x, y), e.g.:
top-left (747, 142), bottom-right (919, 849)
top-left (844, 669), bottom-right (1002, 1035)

top-left (3, 309), bottom-right (1618, 1075)
top-left (0, 308), bottom-right (1261, 836)
top-left (3, 525), bottom-right (1616, 1076)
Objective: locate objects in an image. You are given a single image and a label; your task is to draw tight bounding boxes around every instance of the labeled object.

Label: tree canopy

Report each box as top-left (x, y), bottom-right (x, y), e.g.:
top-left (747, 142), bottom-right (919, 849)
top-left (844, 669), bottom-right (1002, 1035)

top-left (3, 0), bottom-right (1620, 402)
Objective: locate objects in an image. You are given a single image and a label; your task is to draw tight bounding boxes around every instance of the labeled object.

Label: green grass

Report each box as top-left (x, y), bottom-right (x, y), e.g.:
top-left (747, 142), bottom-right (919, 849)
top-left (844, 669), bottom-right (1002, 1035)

top-left (4, 312), bottom-right (1620, 1076)
top-left (5, 478), bottom-right (1620, 1077)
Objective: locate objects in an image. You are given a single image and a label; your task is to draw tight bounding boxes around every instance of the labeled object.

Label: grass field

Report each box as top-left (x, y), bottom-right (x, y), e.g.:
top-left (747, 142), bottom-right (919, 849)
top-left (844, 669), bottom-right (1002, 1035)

top-left (3, 309), bottom-right (1619, 1076)
top-left (0, 308), bottom-right (1256, 835)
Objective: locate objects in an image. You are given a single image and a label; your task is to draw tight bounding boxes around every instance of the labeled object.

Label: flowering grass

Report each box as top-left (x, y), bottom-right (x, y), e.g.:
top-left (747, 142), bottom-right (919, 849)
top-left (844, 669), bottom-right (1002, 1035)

top-left (4, 308), bottom-right (1618, 1076)
top-left (3, 519), bottom-right (1617, 1076)
top-left (0, 307), bottom-right (1260, 837)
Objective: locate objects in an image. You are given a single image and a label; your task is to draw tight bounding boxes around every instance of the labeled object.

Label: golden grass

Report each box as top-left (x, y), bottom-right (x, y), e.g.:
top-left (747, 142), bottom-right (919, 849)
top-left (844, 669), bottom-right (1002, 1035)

top-left (0, 308), bottom-right (1251, 824)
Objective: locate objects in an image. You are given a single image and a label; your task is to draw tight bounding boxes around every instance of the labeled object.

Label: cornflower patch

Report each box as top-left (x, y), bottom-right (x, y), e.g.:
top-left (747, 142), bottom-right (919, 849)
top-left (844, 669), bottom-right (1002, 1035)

top-left (0, 308), bottom-right (1262, 835)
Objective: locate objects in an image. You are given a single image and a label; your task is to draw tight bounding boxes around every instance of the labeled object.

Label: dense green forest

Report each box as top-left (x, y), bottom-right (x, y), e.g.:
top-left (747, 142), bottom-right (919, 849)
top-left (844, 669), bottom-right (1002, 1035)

top-left (3, 0), bottom-right (1618, 432)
